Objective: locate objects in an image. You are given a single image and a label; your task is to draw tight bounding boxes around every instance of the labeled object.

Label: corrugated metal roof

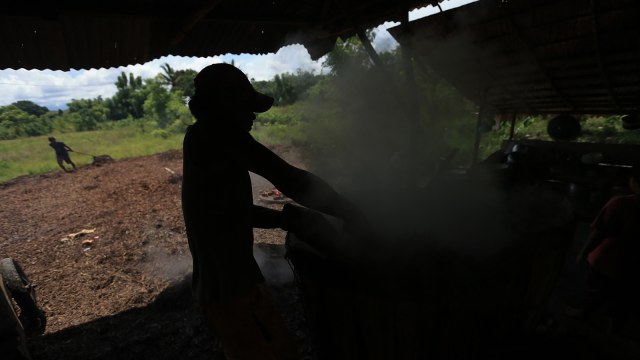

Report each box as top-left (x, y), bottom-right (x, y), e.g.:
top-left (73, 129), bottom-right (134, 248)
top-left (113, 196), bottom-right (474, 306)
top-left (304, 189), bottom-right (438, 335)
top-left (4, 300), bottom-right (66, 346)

top-left (390, 0), bottom-right (640, 115)
top-left (0, 0), bottom-right (441, 71)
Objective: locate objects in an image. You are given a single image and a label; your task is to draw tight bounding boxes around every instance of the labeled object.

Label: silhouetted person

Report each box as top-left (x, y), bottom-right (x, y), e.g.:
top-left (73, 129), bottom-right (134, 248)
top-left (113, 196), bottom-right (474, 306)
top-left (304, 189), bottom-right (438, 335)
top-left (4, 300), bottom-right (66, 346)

top-left (182, 63), bottom-right (363, 360)
top-left (48, 137), bottom-right (76, 173)
top-left (576, 167), bottom-right (640, 332)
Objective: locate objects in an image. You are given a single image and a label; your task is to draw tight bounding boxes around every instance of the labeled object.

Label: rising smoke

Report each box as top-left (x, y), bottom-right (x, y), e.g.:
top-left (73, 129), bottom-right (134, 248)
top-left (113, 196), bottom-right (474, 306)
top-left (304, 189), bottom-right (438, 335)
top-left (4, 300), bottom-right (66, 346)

top-left (303, 54), bottom-right (515, 260)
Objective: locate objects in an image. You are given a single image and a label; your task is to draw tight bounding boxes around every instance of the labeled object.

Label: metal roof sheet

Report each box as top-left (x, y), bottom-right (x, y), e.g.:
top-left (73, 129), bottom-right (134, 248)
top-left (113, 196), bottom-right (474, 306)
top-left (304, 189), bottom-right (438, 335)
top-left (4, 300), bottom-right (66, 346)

top-left (0, 0), bottom-right (441, 71)
top-left (390, 0), bottom-right (640, 115)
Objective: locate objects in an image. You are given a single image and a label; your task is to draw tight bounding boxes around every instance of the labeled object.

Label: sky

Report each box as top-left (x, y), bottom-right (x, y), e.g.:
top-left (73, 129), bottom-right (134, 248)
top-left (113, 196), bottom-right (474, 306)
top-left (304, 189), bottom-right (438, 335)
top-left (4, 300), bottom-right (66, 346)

top-left (0, 0), bottom-right (475, 110)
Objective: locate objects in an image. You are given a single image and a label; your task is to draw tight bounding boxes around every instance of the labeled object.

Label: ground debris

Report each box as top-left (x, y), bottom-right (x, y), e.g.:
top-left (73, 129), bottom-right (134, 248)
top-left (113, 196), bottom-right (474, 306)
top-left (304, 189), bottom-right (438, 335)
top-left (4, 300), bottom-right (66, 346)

top-left (59, 229), bottom-right (96, 243)
top-left (0, 147), bottom-right (310, 359)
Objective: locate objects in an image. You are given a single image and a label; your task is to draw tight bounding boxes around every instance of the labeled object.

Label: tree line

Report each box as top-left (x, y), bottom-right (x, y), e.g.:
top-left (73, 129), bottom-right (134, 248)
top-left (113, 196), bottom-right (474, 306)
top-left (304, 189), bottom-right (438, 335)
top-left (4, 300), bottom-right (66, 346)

top-left (0, 62), bottom-right (325, 140)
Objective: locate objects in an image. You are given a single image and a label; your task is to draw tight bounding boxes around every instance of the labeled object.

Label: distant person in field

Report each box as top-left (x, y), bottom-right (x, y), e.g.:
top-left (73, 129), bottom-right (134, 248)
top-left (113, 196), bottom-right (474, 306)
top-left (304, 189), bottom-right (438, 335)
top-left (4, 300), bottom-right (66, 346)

top-left (48, 137), bottom-right (76, 173)
top-left (576, 166), bottom-right (640, 332)
top-left (182, 63), bottom-right (364, 360)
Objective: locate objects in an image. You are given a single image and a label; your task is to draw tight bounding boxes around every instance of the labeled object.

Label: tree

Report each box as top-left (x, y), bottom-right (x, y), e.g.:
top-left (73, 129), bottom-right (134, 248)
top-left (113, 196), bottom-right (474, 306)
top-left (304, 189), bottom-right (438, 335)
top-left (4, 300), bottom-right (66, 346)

top-left (12, 100), bottom-right (49, 117)
top-left (322, 30), bottom-right (376, 76)
top-left (105, 72), bottom-right (146, 120)
top-left (143, 79), bottom-right (172, 128)
top-left (274, 74), bottom-right (295, 105)
top-left (0, 105), bottom-right (52, 139)
top-left (172, 69), bottom-right (197, 98)
top-left (157, 64), bottom-right (196, 98)
top-left (252, 70), bottom-right (322, 106)
top-left (66, 97), bottom-right (109, 131)
top-left (166, 91), bottom-right (195, 133)
top-left (159, 63), bottom-right (178, 88)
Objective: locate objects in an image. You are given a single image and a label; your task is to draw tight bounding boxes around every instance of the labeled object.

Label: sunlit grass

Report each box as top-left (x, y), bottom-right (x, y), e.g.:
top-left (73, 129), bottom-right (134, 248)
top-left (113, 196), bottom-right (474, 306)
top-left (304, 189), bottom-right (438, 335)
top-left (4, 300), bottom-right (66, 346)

top-left (478, 115), bottom-right (640, 160)
top-left (0, 128), bottom-right (184, 183)
top-left (0, 106), bottom-right (312, 183)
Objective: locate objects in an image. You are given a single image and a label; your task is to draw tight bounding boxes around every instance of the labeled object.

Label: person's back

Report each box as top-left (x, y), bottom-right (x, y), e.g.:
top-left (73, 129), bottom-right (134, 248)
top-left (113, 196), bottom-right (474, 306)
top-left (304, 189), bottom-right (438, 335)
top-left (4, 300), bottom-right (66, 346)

top-left (49, 141), bottom-right (66, 155)
top-left (181, 63), bottom-right (364, 360)
top-left (182, 120), bottom-right (260, 303)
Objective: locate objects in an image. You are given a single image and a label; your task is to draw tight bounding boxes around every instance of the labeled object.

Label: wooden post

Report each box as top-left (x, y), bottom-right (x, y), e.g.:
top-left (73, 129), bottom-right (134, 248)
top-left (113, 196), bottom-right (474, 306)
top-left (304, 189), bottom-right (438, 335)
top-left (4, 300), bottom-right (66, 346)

top-left (356, 30), bottom-right (385, 70)
top-left (472, 104), bottom-right (485, 165)
top-left (509, 113), bottom-right (517, 140)
top-left (399, 14), bottom-right (421, 185)
top-left (357, 17), bottom-right (421, 186)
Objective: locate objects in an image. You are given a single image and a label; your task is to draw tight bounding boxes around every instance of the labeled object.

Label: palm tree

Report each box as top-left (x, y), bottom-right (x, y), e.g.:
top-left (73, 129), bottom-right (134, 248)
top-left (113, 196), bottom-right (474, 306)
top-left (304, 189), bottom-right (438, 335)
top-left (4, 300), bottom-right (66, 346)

top-left (159, 63), bottom-right (178, 89)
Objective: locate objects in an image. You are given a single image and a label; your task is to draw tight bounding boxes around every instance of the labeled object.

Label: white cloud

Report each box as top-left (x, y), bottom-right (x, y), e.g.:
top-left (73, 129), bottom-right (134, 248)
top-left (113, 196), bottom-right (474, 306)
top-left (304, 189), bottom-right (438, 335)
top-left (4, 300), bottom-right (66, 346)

top-left (371, 0), bottom-right (477, 53)
top-left (231, 45), bottom-right (327, 81)
top-left (0, 0), bottom-right (476, 110)
top-left (0, 50), bottom-right (321, 110)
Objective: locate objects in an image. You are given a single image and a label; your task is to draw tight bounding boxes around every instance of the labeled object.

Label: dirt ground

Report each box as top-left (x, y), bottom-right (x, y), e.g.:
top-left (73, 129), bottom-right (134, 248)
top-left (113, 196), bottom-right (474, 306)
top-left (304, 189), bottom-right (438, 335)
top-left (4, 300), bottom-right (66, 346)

top-left (4, 145), bottom-right (640, 360)
top-left (0, 145), bottom-right (314, 359)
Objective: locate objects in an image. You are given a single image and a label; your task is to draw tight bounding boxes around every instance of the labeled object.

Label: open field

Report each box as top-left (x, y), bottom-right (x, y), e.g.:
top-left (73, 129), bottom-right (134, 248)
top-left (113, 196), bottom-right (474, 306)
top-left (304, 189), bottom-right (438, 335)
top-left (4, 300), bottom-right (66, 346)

top-left (0, 128), bottom-right (184, 183)
top-left (0, 122), bottom-right (302, 184)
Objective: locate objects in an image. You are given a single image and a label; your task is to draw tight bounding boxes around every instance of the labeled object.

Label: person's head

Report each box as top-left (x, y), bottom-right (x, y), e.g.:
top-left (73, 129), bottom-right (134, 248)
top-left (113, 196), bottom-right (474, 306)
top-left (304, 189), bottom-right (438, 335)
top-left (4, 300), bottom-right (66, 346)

top-left (188, 63), bottom-right (274, 132)
top-left (48, 136), bottom-right (56, 143)
top-left (629, 167), bottom-right (640, 194)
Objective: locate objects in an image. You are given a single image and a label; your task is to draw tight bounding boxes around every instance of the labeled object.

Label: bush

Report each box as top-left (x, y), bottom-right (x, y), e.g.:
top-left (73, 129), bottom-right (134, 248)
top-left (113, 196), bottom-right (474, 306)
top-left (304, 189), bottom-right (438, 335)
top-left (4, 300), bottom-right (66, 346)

top-left (255, 106), bottom-right (301, 126)
top-left (151, 129), bottom-right (170, 139)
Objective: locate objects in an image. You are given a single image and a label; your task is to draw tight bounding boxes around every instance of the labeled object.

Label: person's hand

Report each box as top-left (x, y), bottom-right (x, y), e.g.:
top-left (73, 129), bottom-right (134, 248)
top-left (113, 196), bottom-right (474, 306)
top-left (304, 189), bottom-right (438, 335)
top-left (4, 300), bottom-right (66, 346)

top-left (281, 203), bottom-right (343, 255)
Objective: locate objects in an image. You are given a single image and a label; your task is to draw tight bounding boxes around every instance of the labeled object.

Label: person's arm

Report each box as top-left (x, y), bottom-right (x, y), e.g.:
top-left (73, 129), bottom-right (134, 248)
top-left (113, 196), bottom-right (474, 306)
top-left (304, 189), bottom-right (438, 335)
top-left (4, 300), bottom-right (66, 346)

top-left (252, 205), bottom-right (284, 229)
top-left (247, 137), bottom-right (361, 223)
top-left (64, 144), bottom-right (73, 152)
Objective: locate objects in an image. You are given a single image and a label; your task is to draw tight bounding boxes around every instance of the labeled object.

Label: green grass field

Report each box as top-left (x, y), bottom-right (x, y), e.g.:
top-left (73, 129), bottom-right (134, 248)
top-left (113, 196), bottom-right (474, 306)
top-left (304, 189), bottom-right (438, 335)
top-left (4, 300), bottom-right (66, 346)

top-left (0, 128), bottom-right (185, 183)
top-left (0, 118), bottom-right (304, 183)
top-left (6, 113), bottom-right (637, 184)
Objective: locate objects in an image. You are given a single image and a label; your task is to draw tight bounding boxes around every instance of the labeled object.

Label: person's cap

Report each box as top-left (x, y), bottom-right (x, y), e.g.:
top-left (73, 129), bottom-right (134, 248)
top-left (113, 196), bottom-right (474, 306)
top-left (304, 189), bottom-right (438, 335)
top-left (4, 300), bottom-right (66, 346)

top-left (194, 63), bottom-right (274, 113)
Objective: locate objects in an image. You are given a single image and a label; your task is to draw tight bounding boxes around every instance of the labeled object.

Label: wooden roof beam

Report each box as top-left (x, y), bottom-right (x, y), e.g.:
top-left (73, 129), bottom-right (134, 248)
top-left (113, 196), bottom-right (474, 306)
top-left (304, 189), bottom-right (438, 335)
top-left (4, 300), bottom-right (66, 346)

top-left (169, 0), bottom-right (224, 48)
top-left (590, 0), bottom-right (621, 112)
top-left (475, 58), bottom-right (537, 113)
top-left (498, 0), bottom-right (576, 113)
top-left (198, 17), bottom-right (312, 26)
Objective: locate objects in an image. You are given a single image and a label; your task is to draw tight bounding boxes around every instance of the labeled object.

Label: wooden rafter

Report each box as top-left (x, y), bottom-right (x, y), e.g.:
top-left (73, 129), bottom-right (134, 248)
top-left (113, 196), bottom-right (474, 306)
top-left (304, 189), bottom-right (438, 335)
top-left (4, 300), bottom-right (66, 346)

top-left (169, 0), bottom-right (224, 48)
top-left (498, 0), bottom-right (576, 113)
top-left (590, 0), bottom-right (621, 112)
